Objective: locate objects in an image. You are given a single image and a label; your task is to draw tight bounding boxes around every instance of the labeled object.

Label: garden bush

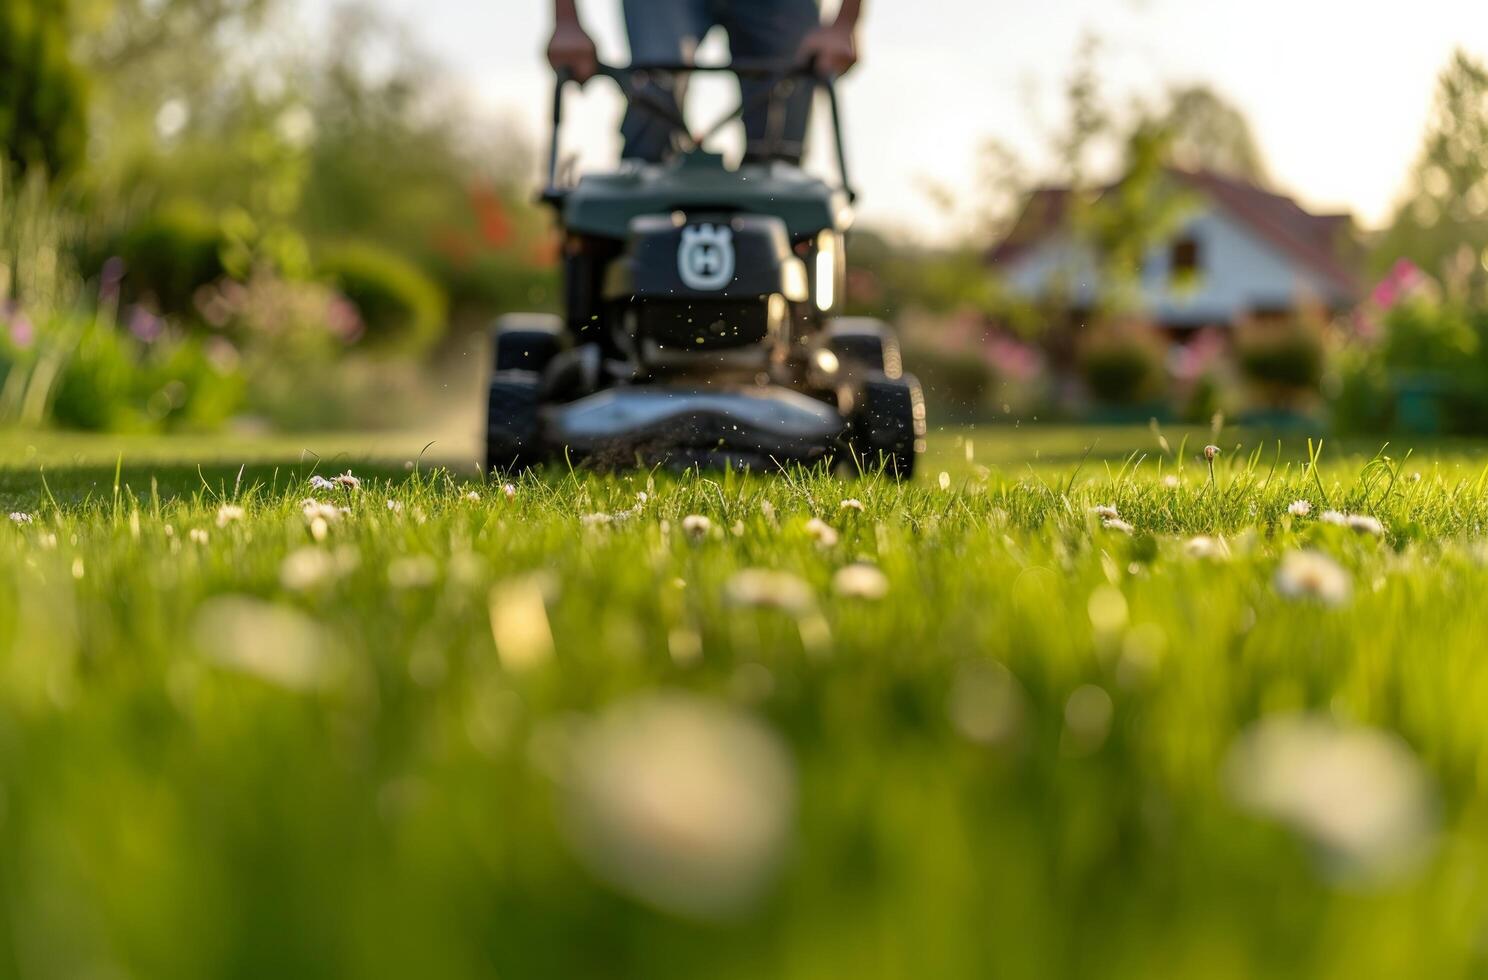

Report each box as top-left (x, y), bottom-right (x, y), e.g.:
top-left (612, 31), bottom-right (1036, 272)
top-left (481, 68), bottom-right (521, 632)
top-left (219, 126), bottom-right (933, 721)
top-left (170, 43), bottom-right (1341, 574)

top-left (114, 202), bottom-right (229, 317)
top-left (902, 344), bottom-right (994, 420)
top-left (1076, 321), bottom-right (1166, 406)
top-left (44, 312), bottom-right (243, 433)
top-left (1235, 319), bottom-right (1327, 405)
top-left (315, 243), bottom-right (447, 353)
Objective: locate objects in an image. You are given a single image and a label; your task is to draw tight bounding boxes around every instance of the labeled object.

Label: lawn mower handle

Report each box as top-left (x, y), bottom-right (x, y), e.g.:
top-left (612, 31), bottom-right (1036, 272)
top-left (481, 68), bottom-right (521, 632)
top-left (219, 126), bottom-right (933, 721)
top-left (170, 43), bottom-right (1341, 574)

top-left (543, 60), bottom-right (855, 203)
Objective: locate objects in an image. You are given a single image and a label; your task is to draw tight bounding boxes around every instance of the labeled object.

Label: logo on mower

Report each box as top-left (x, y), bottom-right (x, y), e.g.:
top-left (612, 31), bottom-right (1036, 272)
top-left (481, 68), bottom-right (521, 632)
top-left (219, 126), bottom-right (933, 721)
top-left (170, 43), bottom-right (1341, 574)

top-left (677, 224), bottom-right (735, 291)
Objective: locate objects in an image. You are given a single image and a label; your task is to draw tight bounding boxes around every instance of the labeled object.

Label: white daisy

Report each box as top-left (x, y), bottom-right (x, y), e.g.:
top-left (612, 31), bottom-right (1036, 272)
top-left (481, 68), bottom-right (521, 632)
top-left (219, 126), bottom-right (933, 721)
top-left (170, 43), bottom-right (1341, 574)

top-left (725, 569), bottom-right (815, 615)
top-left (832, 563), bottom-right (889, 600)
top-left (1287, 500), bottom-right (1312, 517)
top-left (1274, 550), bottom-right (1351, 606)
top-left (681, 515), bottom-right (713, 539)
top-left (216, 504), bottom-right (246, 527)
top-left (804, 518), bottom-right (839, 547)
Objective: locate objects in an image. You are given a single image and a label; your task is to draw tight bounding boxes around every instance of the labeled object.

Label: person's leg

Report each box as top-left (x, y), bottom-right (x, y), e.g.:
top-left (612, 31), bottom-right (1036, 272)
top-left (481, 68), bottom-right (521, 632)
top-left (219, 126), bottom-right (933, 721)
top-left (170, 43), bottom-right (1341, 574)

top-left (719, 0), bottom-right (820, 165)
top-left (621, 0), bottom-right (714, 162)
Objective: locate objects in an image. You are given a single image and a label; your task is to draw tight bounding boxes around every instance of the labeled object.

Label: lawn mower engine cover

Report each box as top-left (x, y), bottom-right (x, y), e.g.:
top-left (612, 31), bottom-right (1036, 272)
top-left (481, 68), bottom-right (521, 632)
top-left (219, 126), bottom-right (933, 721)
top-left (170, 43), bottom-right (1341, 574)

top-left (605, 213), bottom-right (809, 365)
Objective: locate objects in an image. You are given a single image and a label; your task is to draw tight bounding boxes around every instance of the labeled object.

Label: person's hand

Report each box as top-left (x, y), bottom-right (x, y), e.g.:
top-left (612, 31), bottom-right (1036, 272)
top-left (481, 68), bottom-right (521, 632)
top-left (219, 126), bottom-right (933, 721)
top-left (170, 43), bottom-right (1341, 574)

top-left (547, 20), bottom-right (598, 82)
top-left (797, 23), bottom-right (857, 78)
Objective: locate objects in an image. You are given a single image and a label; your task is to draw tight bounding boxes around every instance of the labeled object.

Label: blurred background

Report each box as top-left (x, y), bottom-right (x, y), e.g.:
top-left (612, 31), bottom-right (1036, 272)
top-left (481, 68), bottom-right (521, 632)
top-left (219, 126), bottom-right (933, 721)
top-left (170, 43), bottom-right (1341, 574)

top-left (4, 0), bottom-right (1488, 441)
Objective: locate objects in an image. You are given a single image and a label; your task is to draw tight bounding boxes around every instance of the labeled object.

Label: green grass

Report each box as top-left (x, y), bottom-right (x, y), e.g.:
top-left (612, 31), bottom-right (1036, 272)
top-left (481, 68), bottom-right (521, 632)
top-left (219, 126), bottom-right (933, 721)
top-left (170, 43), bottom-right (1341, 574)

top-left (5, 424), bottom-right (1488, 978)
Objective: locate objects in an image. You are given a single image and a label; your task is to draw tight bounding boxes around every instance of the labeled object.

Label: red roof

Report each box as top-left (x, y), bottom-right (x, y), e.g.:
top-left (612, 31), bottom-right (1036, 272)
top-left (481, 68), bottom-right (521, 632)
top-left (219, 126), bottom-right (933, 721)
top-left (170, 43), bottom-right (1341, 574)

top-left (988, 168), bottom-right (1361, 300)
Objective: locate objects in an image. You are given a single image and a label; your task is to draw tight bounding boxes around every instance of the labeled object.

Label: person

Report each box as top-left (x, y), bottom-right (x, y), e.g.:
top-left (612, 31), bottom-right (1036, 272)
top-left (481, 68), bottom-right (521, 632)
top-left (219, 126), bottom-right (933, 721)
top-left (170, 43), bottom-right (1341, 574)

top-left (545, 0), bottom-right (862, 165)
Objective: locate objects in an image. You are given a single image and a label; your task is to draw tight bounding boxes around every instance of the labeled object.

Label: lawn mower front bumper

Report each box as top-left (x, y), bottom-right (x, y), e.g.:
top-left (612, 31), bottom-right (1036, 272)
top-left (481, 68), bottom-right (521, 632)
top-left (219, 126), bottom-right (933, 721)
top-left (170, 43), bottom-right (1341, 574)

top-left (541, 384), bottom-right (846, 470)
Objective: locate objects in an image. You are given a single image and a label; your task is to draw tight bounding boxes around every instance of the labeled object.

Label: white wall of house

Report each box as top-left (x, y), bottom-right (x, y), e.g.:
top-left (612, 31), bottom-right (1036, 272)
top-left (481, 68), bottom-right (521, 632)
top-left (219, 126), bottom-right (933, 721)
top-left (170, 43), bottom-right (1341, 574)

top-left (999, 205), bottom-right (1346, 324)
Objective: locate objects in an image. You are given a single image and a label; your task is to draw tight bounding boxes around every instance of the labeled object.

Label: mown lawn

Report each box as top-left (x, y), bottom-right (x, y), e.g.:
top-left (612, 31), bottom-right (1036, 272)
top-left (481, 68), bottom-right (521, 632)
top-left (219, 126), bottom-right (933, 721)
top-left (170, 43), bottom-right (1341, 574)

top-left (3, 423), bottom-right (1488, 979)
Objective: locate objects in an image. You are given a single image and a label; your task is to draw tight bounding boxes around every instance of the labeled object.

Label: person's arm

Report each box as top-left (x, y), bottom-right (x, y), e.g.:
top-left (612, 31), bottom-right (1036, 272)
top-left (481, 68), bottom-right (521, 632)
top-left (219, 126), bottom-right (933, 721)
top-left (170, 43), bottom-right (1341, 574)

top-left (797, 0), bottom-right (862, 77)
top-left (547, 0), bottom-right (598, 82)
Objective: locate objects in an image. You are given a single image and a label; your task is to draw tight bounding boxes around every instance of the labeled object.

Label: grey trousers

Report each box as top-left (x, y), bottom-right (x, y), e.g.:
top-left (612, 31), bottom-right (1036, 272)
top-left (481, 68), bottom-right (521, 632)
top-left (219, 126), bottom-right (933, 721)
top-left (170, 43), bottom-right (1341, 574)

top-left (621, 0), bottom-right (820, 164)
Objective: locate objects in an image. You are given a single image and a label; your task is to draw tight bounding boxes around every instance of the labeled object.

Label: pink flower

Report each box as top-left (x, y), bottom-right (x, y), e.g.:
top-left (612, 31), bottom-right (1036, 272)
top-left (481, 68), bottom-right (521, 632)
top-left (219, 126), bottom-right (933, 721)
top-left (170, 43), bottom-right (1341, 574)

top-left (128, 306), bottom-right (165, 343)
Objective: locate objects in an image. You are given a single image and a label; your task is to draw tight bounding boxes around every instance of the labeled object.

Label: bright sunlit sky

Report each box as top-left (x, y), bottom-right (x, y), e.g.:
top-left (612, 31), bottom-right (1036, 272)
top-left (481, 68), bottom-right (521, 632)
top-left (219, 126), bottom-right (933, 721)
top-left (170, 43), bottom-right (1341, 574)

top-left (323, 0), bottom-right (1488, 242)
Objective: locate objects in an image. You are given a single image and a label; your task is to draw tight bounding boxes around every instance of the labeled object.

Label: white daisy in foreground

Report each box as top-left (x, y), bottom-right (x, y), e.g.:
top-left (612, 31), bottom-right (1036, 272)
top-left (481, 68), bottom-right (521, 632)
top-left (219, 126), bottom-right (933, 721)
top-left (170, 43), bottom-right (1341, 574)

top-left (1102, 517), bottom-right (1134, 535)
top-left (1287, 500), bottom-right (1312, 517)
top-left (1346, 514), bottom-right (1385, 537)
top-left (556, 694), bottom-right (795, 920)
top-left (216, 504), bottom-right (245, 527)
top-left (1319, 510), bottom-right (1348, 526)
top-left (839, 498), bottom-right (865, 512)
top-left (832, 563), bottom-right (890, 600)
top-left (193, 596), bottom-right (340, 692)
top-left (803, 517), bottom-right (839, 547)
top-left (1183, 535), bottom-right (1225, 559)
top-left (681, 514), bottom-right (712, 539)
top-left (724, 569), bottom-right (814, 616)
top-left (1274, 550), bottom-right (1351, 606)
top-left (280, 546), bottom-right (358, 591)
top-left (833, 562), bottom-right (886, 600)
top-left (1225, 714), bottom-right (1437, 883)
top-left (1092, 505), bottom-right (1120, 520)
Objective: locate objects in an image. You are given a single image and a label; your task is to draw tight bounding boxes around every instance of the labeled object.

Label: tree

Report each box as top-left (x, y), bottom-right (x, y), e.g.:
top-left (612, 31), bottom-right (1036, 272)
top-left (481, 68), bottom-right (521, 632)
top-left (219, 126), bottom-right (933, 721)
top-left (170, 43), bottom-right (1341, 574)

top-left (0, 0), bottom-right (89, 178)
top-left (1159, 85), bottom-right (1269, 183)
top-left (1377, 50), bottom-right (1488, 300)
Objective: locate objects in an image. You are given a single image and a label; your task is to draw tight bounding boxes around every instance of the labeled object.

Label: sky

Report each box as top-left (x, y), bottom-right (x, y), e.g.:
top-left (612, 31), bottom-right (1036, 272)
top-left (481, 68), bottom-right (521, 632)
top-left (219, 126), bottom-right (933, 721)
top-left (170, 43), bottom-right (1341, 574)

top-left (322, 0), bottom-right (1488, 242)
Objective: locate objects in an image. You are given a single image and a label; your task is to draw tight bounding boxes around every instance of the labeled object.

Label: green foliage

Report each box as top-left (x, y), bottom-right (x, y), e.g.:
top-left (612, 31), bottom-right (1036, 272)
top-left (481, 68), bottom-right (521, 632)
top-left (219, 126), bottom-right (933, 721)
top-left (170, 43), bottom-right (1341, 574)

top-left (316, 243), bottom-right (446, 352)
top-left (1235, 320), bottom-right (1327, 395)
top-left (1329, 301), bottom-right (1488, 435)
top-left (114, 201), bottom-right (228, 315)
top-left (901, 344), bottom-right (994, 419)
top-left (1328, 346), bottom-right (1395, 435)
top-left (0, 0), bottom-right (90, 177)
top-left (1077, 322), bottom-right (1166, 405)
top-left (1379, 299), bottom-right (1479, 373)
top-left (1160, 85), bottom-right (1271, 183)
top-left (43, 312), bottom-right (243, 432)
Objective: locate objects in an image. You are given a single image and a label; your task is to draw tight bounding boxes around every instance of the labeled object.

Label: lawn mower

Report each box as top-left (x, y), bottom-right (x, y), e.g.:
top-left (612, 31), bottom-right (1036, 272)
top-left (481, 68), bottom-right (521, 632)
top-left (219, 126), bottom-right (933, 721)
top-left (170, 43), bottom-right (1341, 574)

top-left (485, 60), bottom-right (925, 475)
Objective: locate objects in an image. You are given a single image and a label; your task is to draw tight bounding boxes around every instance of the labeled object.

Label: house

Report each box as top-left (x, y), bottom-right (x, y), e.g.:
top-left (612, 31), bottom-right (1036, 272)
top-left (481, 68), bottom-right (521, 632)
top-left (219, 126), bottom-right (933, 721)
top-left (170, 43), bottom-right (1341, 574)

top-left (988, 169), bottom-right (1362, 331)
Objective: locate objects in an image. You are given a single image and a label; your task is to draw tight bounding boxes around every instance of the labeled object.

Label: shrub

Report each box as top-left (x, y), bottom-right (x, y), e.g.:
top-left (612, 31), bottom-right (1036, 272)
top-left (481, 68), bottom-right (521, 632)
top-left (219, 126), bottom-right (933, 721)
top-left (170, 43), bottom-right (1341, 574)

top-left (902, 344), bottom-right (994, 420)
top-left (44, 312), bottom-right (243, 433)
top-left (1235, 319), bottom-right (1326, 404)
top-left (115, 202), bottom-right (229, 316)
top-left (1380, 300), bottom-right (1478, 374)
top-left (1077, 322), bottom-right (1166, 405)
top-left (315, 243), bottom-right (447, 353)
